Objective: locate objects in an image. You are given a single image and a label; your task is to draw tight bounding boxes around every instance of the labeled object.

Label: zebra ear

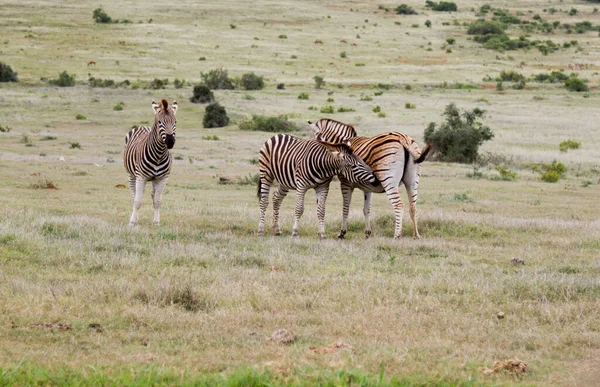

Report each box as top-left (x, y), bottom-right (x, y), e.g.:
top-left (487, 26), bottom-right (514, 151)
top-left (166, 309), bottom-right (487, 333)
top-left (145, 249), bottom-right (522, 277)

top-left (152, 101), bottom-right (160, 114)
top-left (171, 101), bottom-right (178, 115)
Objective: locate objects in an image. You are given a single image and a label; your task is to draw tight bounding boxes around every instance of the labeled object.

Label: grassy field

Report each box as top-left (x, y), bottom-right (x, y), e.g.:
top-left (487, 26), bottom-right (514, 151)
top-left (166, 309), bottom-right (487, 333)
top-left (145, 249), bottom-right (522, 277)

top-left (1, 0), bottom-right (600, 385)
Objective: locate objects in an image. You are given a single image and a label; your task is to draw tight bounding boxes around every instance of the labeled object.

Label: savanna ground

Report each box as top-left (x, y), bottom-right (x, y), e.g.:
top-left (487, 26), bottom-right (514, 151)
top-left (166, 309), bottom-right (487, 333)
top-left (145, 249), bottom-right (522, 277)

top-left (1, 0), bottom-right (600, 385)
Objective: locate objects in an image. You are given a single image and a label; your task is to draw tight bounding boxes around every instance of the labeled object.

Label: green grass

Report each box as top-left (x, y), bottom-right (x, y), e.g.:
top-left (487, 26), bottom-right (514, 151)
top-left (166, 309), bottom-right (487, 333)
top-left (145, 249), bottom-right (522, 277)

top-left (1, 0), bottom-right (600, 385)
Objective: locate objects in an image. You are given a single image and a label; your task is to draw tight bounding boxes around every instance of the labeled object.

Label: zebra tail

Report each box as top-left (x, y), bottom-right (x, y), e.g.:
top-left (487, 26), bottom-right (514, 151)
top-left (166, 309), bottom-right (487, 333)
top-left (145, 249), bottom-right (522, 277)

top-left (256, 176), bottom-right (262, 199)
top-left (414, 143), bottom-right (433, 164)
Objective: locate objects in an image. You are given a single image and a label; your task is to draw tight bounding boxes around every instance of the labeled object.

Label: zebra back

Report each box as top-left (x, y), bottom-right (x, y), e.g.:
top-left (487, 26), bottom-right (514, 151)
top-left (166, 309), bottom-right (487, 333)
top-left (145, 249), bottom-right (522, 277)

top-left (308, 118), bottom-right (357, 144)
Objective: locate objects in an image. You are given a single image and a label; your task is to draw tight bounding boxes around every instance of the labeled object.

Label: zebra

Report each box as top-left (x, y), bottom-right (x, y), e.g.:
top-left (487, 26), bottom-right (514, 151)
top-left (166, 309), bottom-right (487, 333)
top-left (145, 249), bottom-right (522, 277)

top-left (257, 133), bottom-right (378, 239)
top-left (308, 119), bottom-right (431, 239)
top-left (124, 99), bottom-right (178, 226)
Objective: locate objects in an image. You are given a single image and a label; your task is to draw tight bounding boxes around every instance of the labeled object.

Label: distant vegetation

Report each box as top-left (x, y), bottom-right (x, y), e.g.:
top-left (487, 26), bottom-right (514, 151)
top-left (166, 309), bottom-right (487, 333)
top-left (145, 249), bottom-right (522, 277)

top-left (313, 75), bottom-right (325, 89)
top-left (190, 85), bottom-right (215, 104)
top-left (424, 104), bottom-right (494, 163)
top-left (0, 62), bottom-right (18, 82)
top-left (425, 1), bottom-right (457, 12)
top-left (239, 115), bottom-right (298, 132)
top-left (203, 103), bottom-right (229, 128)
top-left (395, 4), bottom-right (418, 15)
top-left (559, 139), bottom-right (581, 152)
top-left (49, 71), bottom-right (75, 87)
top-left (92, 7), bottom-right (131, 24)
top-left (201, 68), bottom-right (234, 90)
top-left (240, 72), bottom-right (264, 90)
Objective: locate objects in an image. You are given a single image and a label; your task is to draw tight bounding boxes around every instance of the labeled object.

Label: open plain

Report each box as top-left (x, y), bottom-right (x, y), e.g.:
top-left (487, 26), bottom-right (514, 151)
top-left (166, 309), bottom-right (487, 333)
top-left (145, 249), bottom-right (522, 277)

top-left (1, 0), bottom-right (600, 385)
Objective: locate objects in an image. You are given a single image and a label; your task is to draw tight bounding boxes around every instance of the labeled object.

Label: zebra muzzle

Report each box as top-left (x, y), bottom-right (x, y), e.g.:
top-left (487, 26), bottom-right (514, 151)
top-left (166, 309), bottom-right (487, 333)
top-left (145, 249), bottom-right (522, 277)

top-left (165, 134), bottom-right (175, 149)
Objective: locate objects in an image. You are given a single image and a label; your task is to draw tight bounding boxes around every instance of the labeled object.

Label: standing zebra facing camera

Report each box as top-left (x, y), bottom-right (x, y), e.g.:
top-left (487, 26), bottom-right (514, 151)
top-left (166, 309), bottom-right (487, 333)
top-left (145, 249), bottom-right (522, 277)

top-left (308, 118), bottom-right (431, 240)
top-left (257, 133), bottom-right (378, 239)
top-left (124, 99), bottom-right (178, 226)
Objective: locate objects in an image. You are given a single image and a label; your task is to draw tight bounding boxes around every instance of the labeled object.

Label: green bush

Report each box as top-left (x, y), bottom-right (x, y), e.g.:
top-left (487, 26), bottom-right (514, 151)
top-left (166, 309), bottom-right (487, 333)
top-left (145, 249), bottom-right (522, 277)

top-left (446, 37), bottom-right (455, 45)
top-left (337, 106), bottom-right (355, 112)
top-left (297, 92), bottom-right (309, 100)
top-left (313, 75), bottom-right (325, 89)
top-left (424, 103), bottom-right (494, 163)
top-left (425, 1), bottom-right (457, 12)
top-left (0, 124), bottom-right (12, 133)
top-left (190, 84), bottom-right (214, 104)
top-left (201, 68), bottom-right (234, 90)
top-left (75, 114), bottom-right (86, 120)
top-left (240, 72), bottom-right (264, 90)
top-left (405, 102), bottom-right (416, 109)
top-left (92, 7), bottom-right (112, 23)
top-left (425, 20), bottom-right (432, 28)
top-left (173, 78), bottom-right (186, 89)
top-left (147, 78), bottom-right (168, 89)
top-left (0, 62), bottom-right (18, 82)
top-left (493, 165), bottom-right (516, 181)
top-left (539, 160), bottom-right (566, 182)
top-left (113, 102), bottom-right (124, 111)
top-left (532, 71), bottom-right (568, 83)
top-left (49, 71), bottom-right (75, 87)
top-left (320, 105), bottom-right (334, 114)
top-left (467, 20), bottom-right (505, 35)
top-left (395, 4), bottom-right (418, 15)
top-left (565, 77), bottom-right (589, 92)
top-left (559, 139), bottom-right (581, 152)
top-left (88, 77), bottom-right (115, 88)
top-left (239, 115), bottom-right (298, 133)
top-left (499, 70), bottom-right (524, 82)
top-left (203, 103), bottom-right (229, 128)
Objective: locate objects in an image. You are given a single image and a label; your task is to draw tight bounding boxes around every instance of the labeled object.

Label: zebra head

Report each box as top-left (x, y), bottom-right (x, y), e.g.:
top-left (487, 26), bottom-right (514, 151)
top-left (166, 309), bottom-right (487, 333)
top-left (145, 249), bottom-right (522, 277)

top-left (325, 141), bottom-right (378, 186)
top-left (152, 99), bottom-right (178, 149)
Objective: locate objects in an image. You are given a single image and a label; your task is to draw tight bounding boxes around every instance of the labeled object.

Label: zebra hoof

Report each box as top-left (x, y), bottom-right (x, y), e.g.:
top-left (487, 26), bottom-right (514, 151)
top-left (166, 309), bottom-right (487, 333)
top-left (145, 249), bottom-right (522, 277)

top-left (291, 231), bottom-right (299, 238)
top-left (337, 230), bottom-right (346, 239)
top-left (365, 230), bottom-right (372, 239)
top-left (393, 235), bottom-right (403, 240)
top-left (319, 234), bottom-right (327, 240)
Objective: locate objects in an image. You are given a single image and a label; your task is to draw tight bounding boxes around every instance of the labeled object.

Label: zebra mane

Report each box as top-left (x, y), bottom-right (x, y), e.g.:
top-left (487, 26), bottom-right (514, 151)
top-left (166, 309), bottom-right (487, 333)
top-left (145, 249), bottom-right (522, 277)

top-left (161, 99), bottom-right (169, 113)
top-left (314, 118), bottom-right (357, 144)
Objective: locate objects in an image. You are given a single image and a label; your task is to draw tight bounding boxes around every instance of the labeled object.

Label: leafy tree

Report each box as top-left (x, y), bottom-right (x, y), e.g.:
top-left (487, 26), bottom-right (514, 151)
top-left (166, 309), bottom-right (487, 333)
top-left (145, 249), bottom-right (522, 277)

top-left (0, 62), bottom-right (18, 82)
top-left (93, 7), bottom-right (113, 23)
top-left (203, 103), bottom-right (229, 128)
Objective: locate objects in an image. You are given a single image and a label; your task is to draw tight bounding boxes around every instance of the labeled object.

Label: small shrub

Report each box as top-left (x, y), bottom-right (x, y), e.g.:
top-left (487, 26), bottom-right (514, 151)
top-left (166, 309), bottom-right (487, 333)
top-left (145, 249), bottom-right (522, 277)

top-left (539, 160), bottom-right (567, 182)
top-left (297, 92), bottom-right (309, 100)
top-left (199, 56), bottom-right (206, 61)
top-left (202, 135), bottom-right (220, 140)
top-left (360, 94), bottom-right (373, 101)
top-left (374, 90), bottom-right (384, 96)
top-left (313, 75), bottom-right (325, 89)
top-left (88, 77), bottom-right (116, 88)
top-left (559, 139), bottom-right (581, 152)
top-left (113, 102), bottom-right (124, 111)
top-left (239, 115), bottom-right (298, 133)
top-left (496, 81), bottom-right (504, 91)
top-left (446, 37), bottom-right (456, 45)
top-left (340, 51), bottom-right (347, 58)
top-left (201, 67), bottom-right (234, 90)
top-left (49, 71), bottom-right (75, 87)
top-left (320, 105), bottom-right (334, 114)
top-left (0, 62), bottom-right (18, 82)
top-left (500, 70), bottom-right (524, 82)
top-left (40, 135), bottom-right (56, 141)
top-left (326, 97), bottom-right (334, 103)
top-left (405, 102), bottom-right (416, 109)
top-left (69, 142), bottom-right (82, 149)
top-left (512, 80), bottom-right (526, 89)
top-left (532, 71), bottom-right (568, 83)
top-left (426, 1), bottom-right (457, 12)
top-left (493, 165), bottom-right (516, 181)
top-left (75, 114), bottom-right (86, 120)
top-left (277, 83), bottom-right (285, 90)
top-left (424, 103), bottom-right (494, 163)
top-left (372, 105), bottom-right (381, 113)
top-left (467, 20), bottom-right (505, 36)
top-left (565, 77), bottom-right (589, 92)
top-left (203, 103), bottom-right (229, 128)
top-left (308, 106), bottom-right (317, 110)
top-left (425, 20), bottom-right (432, 28)
top-left (337, 106), bottom-right (355, 112)
top-left (190, 84), bottom-right (214, 104)
top-left (240, 72), bottom-right (264, 90)
top-left (0, 124), bottom-right (12, 133)
top-left (377, 112), bottom-right (386, 118)
top-left (278, 34), bottom-right (287, 39)
top-left (147, 78), bottom-right (168, 89)
top-left (92, 7), bottom-right (112, 23)
top-left (173, 78), bottom-right (186, 89)
top-left (395, 4), bottom-right (418, 15)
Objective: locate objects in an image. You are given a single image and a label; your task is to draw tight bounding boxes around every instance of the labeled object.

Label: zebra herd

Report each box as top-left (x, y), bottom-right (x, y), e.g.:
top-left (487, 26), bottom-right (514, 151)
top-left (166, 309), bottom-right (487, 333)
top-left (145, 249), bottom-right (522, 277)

top-left (123, 100), bottom-right (430, 239)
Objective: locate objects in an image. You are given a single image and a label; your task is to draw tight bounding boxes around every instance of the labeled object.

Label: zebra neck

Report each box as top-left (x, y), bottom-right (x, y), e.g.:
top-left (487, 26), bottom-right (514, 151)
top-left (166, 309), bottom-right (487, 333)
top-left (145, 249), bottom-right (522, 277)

top-left (150, 124), bottom-right (168, 151)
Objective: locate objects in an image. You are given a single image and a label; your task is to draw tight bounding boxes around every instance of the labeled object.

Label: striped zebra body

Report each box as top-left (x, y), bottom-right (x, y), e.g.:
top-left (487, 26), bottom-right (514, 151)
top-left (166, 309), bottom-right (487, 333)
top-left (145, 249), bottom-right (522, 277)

top-left (258, 134), bottom-right (377, 239)
top-left (124, 99), bottom-right (178, 226)
top-left (309, 119), bottom-right (431, 239)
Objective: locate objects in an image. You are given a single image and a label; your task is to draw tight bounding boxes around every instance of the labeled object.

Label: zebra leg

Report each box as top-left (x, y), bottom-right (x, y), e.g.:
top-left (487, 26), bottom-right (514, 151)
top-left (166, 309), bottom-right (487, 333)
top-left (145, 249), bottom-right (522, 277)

top-left (128, 175), bottom-right (136, 201)
top-left (258, 177), bottom-right (272, 236)
top-left (315, 185), bottom-right (330, 240)
top-left (403, 163), bottom-right (421, 239)
top-left (363, 191), bottom-right (373, 239)
top-left (383, 184), bottom-right (404, 239)
top-left (338, 182), bottom-right (354, 239)
top-left (271, 186), bottom-right (289, 236)
top-left (129, 178), bottom-right (147, 226)
top-left (291, 188), bottom-right (307, 237)
top-left (151, 177), bottom-right (168, 226)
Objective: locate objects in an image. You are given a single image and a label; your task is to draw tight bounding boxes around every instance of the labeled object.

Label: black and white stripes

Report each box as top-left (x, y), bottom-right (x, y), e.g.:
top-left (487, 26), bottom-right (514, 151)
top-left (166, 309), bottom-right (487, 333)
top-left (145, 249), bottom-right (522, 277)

top-left (257, 134), bottom-right (377, 239)
top-left (124, 99), bottom-right (178, 226)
